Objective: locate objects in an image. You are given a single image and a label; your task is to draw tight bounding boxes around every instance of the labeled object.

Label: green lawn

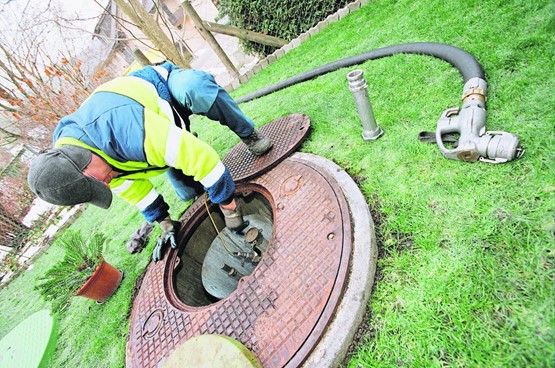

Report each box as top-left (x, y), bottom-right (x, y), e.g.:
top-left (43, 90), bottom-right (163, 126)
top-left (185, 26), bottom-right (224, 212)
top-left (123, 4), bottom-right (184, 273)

top-left (1, 0), bottom-right (553, 366)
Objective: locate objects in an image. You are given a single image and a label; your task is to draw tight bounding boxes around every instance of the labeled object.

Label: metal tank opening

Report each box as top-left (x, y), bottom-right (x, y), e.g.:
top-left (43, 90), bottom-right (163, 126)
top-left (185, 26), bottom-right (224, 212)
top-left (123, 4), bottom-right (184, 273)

top-left (127, 116), bottom-right (376, 368)
top-left (171, 188), bottom-right (274, 307)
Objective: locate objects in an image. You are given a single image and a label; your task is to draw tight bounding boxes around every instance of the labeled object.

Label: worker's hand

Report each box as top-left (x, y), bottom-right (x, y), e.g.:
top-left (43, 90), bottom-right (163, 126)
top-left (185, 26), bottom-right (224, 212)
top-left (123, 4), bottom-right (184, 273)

top-left (152, 218), bottom-right (180, 262)
top-left (220, 199), bottom-right (248, 233)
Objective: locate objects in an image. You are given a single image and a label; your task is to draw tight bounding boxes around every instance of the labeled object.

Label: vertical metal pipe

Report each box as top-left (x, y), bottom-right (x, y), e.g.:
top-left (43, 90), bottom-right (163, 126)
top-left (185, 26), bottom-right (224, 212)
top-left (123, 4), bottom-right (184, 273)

top-left (347, 70), bottom-right (384, 141)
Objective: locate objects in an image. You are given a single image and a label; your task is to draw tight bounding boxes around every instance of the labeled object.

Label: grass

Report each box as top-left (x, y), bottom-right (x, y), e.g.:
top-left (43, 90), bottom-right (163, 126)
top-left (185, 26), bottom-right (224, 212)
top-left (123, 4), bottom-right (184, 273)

top-left (1, 0), bottom-right (553, 366)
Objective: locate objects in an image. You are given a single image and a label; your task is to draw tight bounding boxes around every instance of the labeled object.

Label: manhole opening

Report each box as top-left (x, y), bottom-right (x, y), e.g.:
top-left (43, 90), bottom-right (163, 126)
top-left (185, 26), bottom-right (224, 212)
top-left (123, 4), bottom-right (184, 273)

top-left (172, 190), bottom-right (274, 307)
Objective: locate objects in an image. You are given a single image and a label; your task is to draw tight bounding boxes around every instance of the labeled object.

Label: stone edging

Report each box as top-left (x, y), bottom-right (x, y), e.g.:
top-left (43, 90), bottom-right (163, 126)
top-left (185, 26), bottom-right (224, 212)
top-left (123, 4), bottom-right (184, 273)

top-left (223, 0), bottom-right (371, 92)
top-left (292, 152), bottom-right (377, 368)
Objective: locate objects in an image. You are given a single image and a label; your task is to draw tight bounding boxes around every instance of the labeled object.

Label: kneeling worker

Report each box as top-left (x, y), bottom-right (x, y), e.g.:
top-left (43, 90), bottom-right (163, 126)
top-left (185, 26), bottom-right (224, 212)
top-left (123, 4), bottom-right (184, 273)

top-left (27, 62), bottom-right (272, 261)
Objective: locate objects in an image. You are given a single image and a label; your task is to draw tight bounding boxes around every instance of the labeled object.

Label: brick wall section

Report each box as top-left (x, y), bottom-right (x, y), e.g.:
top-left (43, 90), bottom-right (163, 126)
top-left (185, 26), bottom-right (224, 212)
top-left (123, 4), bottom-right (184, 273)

top-left (223, 0), bottom-right (371, 92)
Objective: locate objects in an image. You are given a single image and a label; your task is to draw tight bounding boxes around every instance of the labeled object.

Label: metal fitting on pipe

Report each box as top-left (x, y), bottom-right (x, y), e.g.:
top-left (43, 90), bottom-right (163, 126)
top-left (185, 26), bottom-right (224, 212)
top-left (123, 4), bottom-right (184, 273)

top-left (220, 263), bottom-right (244, 279)
top-left (346, 69), bottom-right (384, 141)
top-left (434, 77), bottom-right (524, 163)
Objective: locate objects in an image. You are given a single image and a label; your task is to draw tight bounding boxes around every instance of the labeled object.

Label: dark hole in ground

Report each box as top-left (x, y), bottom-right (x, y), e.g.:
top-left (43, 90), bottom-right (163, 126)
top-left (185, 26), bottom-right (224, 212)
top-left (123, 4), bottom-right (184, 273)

top-left (172, 191), bottom-right (274, 307)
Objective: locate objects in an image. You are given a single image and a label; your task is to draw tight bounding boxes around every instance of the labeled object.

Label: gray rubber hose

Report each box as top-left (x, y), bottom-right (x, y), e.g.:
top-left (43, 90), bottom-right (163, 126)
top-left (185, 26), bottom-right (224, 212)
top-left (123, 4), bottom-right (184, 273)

top-left (235, 42), bottom-right (484, 104)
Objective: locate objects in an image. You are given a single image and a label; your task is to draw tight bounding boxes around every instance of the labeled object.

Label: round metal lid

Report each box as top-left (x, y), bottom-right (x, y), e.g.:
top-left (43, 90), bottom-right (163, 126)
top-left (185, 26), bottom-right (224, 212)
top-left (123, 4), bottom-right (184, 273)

top-left (0, 310), bottom-right (59, 368)
top-left (223, 113), bottom-right (311, 182)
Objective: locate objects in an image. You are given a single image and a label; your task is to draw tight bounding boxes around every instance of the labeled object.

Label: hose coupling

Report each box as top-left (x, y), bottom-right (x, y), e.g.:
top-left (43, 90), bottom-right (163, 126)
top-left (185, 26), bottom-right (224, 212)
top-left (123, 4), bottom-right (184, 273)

top-left (462, 77), bottom-right (487, 105)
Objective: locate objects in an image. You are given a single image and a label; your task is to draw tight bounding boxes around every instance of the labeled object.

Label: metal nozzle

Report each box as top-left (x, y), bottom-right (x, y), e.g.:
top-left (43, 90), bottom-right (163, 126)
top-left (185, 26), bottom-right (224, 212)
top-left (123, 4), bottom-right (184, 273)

top-left (232, 251), bottom-right (261, 264)
top-left (244, 227), bottom-right (265, 256)
top-left (347, 69), bottom-right (384, 141)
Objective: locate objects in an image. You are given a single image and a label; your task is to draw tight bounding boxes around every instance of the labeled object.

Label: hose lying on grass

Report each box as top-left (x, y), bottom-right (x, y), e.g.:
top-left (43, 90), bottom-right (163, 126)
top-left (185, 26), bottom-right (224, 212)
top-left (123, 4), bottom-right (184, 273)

top-left (235, 42), bottom-right (524, 164)
top-left (235, 42), bottom-right (484, 104)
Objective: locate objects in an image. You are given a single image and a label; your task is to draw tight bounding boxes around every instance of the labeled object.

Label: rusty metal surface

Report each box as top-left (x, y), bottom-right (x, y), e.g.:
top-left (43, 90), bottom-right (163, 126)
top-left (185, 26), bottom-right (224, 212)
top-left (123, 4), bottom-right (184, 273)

top-left (223, 113), bottom-right (311, 182)
top-left (126, 153), bottom-right (351, 368)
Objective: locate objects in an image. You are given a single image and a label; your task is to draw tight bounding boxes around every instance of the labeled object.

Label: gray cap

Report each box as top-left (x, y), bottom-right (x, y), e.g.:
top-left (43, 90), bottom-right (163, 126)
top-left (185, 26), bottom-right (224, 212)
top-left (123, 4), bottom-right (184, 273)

top-left (27, 145), bottom-right (113, 209)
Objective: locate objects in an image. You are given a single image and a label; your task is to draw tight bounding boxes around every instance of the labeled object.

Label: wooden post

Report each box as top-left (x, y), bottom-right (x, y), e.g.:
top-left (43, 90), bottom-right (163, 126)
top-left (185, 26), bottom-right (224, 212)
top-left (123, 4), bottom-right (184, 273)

top-left (202, 21), bottom-right (287, 48)
top-left (133, 49), bottom-right (152, 66)
top-left (181, 0), bottom-right (239, 78)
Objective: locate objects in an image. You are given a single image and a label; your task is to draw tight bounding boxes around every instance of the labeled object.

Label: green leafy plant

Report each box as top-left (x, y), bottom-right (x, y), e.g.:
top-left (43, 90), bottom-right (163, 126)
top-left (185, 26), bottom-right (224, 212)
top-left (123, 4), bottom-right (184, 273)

top-left (218, 0), bottom-right (350, 56)
top-left (0, 253), bottom-right (20, 273)
top-left (35, 230), bottom-right (106, 314)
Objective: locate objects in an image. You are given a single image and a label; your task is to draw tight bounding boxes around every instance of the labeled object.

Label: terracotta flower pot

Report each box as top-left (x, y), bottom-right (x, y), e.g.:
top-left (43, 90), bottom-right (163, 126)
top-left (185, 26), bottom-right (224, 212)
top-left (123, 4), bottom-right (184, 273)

top-left (74, 261), bottom-right (123, 303)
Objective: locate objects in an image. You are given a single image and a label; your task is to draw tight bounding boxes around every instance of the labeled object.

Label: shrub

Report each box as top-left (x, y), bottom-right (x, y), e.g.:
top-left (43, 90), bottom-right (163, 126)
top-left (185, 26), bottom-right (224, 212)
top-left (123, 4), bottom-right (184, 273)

top-left (35, 230), bottom-right (106, 314)
top-left (0, 253), bottom-right (19, 273)
top-left (218, 0), bottom-right (350, 56)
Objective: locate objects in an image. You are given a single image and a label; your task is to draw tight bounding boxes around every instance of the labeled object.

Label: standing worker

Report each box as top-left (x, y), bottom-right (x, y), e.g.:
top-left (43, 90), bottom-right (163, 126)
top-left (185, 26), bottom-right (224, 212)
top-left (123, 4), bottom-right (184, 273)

top-left (27, 62), bottom-right (273, 261)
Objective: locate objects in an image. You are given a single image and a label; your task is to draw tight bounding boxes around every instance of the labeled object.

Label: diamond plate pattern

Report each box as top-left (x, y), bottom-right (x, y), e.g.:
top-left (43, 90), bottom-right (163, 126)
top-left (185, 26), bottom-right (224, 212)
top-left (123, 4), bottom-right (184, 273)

top-left (223, 113), bottom-right (311, 182)
top-left (127, 154), bottom-right (351, 368)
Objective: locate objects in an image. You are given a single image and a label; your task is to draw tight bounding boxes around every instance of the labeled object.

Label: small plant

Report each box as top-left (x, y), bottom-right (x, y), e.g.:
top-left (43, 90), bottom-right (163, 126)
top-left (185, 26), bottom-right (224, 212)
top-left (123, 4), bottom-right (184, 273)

top-left (0, 253), bottom-right (20, 273)
top-left (35, 230), bottom-right (106, 314)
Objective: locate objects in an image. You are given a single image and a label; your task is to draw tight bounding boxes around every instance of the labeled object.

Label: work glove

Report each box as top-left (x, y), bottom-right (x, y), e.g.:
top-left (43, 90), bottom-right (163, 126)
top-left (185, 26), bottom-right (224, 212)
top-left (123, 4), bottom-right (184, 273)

top-left (126, 222), bottom-right (155, 254)
top-left (220, 200), bottom-right (249, 233)
top-left (152, 219), bottom-right (180, 262)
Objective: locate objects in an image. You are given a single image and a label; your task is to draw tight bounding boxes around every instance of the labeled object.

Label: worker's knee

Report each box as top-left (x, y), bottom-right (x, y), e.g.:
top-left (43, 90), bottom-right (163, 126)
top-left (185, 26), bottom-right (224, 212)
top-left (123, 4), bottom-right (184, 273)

top-left (166, 168), bottom-right (203, 202)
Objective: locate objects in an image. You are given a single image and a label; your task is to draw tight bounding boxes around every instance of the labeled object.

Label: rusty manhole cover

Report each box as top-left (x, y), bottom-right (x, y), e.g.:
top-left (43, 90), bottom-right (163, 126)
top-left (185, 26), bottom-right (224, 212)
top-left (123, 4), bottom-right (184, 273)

top-left (223, 113), bottom-right (311, 182)
top-left (126, 156), bottom-right (352, 368)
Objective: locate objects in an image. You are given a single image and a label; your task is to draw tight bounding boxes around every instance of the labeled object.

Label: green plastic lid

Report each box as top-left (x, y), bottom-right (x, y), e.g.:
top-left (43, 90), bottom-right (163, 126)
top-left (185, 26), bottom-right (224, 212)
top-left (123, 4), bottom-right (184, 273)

top-left (0, 310), bottom-right (59, 368)
top-left (162, 334), bottom-right (262, 368)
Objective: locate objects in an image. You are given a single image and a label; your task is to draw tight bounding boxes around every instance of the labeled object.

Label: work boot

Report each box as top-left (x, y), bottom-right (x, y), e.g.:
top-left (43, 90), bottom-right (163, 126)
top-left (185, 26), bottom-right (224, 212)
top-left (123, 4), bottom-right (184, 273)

top-left (241, 129), bottom-right (273, 156)
top-left (220, 201), bottom-right (249, 233)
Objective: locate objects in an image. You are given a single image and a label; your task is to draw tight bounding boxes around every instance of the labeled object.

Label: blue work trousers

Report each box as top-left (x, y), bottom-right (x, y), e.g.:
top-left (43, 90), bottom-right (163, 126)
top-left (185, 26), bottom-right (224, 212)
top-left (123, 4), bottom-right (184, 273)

top-left (166, 69), bottom-right (253, 202)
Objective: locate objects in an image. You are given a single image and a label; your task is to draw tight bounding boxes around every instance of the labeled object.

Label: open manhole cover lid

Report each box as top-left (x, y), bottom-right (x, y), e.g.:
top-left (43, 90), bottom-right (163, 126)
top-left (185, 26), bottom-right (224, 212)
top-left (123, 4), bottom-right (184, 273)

top-left (223, 113), bottom-right (311, 182)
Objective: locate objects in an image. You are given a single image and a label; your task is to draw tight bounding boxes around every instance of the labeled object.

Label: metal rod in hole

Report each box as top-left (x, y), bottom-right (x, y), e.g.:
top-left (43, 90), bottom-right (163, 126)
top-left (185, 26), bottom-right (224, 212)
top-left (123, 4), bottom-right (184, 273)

top-left (347, 69), bottom-right (384, 141)
top-left (220, 263), bottom-right (243, 278)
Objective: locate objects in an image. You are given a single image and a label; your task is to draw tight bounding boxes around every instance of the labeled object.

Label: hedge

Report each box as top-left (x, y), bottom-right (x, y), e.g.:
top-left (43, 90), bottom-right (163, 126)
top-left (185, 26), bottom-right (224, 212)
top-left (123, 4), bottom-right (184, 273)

top-left (218, 0), bottom-right (351, 56)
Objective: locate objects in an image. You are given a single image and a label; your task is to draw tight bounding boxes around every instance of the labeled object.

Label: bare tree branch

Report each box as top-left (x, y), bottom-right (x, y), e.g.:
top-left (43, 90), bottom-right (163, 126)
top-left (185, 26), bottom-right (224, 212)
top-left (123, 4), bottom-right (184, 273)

top-left (112, 0), bottom-right (190, 67)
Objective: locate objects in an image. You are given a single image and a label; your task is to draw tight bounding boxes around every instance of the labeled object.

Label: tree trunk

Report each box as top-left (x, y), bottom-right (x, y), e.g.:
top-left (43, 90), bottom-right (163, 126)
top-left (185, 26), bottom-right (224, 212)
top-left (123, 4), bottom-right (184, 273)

top-left (202, 21), bottom-right (287, 48)
top-left (181, 1), bottom-right (238, 78)
top-left (113, 0), bottom-right (191, 68)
